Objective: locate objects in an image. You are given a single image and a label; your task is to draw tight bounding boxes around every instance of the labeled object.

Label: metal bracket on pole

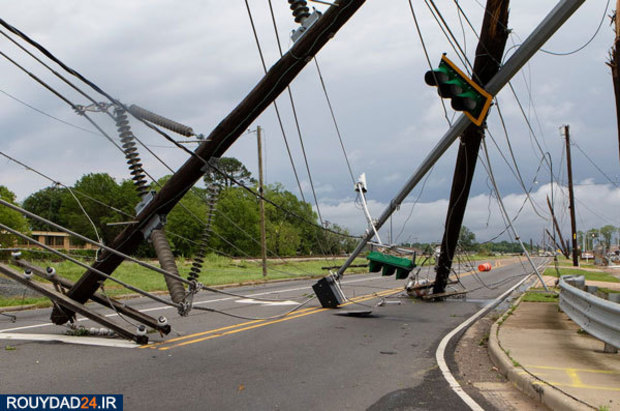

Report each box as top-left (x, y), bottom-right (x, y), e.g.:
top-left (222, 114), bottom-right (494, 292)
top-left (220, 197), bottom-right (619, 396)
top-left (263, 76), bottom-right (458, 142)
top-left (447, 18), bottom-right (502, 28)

top-left (11, 258), bottom-right (171, 335)
top-left (0, 264), bottom-right (149, 344)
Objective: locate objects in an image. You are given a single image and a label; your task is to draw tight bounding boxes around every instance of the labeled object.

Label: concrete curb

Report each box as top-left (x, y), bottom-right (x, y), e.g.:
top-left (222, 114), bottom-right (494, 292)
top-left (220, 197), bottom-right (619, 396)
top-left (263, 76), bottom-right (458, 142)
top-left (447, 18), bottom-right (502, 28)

top-left (488, 302), bottom-right (592, 411)
top-left (0, 304), bottom-right (36, 313)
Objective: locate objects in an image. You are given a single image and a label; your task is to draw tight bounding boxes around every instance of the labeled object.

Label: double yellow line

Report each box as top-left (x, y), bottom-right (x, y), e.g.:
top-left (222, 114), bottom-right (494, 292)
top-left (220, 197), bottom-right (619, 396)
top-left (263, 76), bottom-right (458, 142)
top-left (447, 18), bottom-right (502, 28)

top-left (145, 287), bottom-right (401, 351)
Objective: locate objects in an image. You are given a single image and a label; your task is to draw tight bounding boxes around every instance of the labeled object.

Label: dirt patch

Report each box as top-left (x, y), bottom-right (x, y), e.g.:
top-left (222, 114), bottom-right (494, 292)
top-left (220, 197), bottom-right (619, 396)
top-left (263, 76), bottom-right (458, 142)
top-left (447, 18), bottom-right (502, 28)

top-left (453, 313), bottom-right (548, 410)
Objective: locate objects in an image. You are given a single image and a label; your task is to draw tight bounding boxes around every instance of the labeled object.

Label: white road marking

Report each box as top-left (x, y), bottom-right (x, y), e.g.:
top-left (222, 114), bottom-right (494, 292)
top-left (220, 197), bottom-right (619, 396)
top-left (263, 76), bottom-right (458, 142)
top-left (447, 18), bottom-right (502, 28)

top-left (0, 274), bottom-right (386, 334)
top-left (235, 299), bottom-right (299, 306)
top-left (0, 332), bottom-right (139, 348)
top-left (435, 261), bottom-right (547, 410)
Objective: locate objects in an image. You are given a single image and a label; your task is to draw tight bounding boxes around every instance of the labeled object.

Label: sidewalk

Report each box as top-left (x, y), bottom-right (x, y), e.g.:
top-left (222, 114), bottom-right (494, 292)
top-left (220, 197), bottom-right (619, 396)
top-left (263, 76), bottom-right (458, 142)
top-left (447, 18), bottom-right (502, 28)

top-left (489, 279), bottom-right (620, 410)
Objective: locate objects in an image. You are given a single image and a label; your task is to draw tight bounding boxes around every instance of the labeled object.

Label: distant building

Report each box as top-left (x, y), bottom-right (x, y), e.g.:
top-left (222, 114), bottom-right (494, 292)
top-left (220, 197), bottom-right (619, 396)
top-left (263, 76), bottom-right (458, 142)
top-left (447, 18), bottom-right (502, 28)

top-left (15, 231), bottom-right (96, 250)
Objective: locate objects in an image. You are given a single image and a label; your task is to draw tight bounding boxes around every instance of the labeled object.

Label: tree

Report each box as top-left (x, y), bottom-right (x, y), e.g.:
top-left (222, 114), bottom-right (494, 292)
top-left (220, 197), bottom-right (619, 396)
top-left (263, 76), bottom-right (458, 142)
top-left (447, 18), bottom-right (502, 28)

top-left (22, 185), bottom-right (68, 230)
top-left (203, 157), bottom-right (256, 188)
top-left (0, 185), bottom-right (29, 250)
top-left (599, 225), bottom-right (617, 249)
top-left (210, 186), bottom-right (260, 256)
top-left (458, 226), bottom-right (477, 252)
top-left (59, 173), bottom-right (139, 245)
top-left (159, 176), bottom-right (209, 257)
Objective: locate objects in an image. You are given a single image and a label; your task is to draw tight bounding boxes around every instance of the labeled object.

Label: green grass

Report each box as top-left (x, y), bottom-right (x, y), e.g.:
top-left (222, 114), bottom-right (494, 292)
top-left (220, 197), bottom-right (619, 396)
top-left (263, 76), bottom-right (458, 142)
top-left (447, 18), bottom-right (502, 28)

top-left (556, 260), bottom-right (597, 269)
top-left (522, 288), bottom-right (559, 303)
top-left (0, 255), bottom-right (369, 307)
top-left (543, 267), bottom-right (619, 283)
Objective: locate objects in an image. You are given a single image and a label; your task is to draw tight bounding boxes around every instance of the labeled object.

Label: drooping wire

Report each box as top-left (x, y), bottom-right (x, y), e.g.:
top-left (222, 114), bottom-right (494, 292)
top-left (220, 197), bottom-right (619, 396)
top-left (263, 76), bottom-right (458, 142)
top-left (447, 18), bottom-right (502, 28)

top-left (406, 0), bottom-right (452, 126)
top-left (313, 56), bottom-right (356, 185)
top-left (572, 140), bottom-right (619, 187)
top-left (2, 12), bottom-right (359, 282)
top-left (0, 50), bottom-right (124, 153)
top-left (424, 0), bottom-right (473, 73)
top-left (253, 0), bottom-right (325, 226)
top-left (245, 0), bottom-right (307, 203)
top-left (0, 221), bottom-right (182, 309)
top-left (2, 14), bottom-right (357, 244)
top-left (492, 100), bottom-right (549, 220)
top-left (394, 166), bottom-right (435, 243)
top-left (0, 88), bottom-right (100, 136)
top-left (0, 149), bottom-right (316, 280)
top-left (540, 0), bottom-right (611, 56)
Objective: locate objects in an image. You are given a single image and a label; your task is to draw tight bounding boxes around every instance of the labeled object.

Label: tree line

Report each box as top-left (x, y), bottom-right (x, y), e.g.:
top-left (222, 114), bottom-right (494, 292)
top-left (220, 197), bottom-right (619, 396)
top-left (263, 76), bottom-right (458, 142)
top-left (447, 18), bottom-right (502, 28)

top-left (1, 158), bottom-right (357, 258)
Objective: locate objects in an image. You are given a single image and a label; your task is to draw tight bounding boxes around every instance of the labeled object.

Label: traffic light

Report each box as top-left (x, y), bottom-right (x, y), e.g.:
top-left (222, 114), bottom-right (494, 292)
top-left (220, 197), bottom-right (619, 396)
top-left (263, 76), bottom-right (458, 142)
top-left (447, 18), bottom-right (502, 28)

top-left (425, 54), bottom-right (492, 126)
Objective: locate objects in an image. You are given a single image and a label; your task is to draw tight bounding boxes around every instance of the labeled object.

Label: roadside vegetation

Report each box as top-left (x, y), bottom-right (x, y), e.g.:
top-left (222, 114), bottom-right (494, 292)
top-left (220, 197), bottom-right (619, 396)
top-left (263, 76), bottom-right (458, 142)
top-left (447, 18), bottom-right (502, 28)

top-left (0, 256), bottom-right (369, 308)
top-left (543, 266), bottom-right (619, 283)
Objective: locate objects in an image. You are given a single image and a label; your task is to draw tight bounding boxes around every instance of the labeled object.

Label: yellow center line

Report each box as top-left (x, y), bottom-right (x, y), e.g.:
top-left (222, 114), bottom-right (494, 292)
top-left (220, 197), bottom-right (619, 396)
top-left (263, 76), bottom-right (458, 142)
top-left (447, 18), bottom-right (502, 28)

top-left (142, 306), bottom-right (318, 349)
top-left (144, 262), bottom-right (502, 349)
top-left (156, 288), bottom-right (401, 351)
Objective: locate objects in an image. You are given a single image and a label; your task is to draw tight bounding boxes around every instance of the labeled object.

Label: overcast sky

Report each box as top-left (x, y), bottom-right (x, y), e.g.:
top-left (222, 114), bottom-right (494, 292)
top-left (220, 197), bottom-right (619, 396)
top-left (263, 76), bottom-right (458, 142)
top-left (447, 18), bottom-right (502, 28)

top-left (0, 0), bottom-right (618, 247)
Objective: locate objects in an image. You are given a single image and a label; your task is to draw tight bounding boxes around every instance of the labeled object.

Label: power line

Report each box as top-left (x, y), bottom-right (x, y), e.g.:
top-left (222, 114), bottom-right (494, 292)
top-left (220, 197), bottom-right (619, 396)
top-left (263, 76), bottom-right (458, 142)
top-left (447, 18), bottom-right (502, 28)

top-left (0, 88), bottom-right (99, 136)
top-left (406, 0), bottom-right (452, 125)
top-left (540, 0), bottom-right (611, 56)
top-left (313, 57), bottom-right (356, 185)
top-left (572, 140), bottom-right (619, 187)
top-left (424, 0), bottom-right (473, 73)
top-left (245, 0), bottom-right (307, 203)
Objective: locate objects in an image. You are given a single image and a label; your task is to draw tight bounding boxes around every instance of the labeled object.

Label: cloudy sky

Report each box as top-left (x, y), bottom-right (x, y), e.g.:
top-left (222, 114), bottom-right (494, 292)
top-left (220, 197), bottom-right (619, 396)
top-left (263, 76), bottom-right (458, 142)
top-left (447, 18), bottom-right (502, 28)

top-left (0, 0), bottom-right (618, 247)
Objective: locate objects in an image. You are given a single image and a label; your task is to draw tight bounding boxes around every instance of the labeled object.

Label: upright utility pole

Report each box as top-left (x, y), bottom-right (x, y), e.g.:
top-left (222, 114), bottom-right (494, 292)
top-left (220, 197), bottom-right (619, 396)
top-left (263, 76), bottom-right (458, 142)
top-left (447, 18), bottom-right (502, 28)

top-left (433, 0), bottom-right (511, 295)
top-left (257, 126), bottom-right (267, 277)
top-left (564, 124), bottom-right (580, 266)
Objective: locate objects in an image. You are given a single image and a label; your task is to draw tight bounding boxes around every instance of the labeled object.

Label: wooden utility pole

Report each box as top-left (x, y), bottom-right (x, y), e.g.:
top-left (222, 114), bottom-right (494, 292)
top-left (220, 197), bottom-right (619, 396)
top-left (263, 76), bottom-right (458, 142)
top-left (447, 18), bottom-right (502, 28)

top-left (257, 126), bottom-right (267, 277)
top-left (564, 124), bottom-right (580, 266)
top-left (433, 0), bottom-right (511, 295)
top-left (610, 1), bottom-right (620, 162)
top-left (50, 0), bottom-right (366, 325)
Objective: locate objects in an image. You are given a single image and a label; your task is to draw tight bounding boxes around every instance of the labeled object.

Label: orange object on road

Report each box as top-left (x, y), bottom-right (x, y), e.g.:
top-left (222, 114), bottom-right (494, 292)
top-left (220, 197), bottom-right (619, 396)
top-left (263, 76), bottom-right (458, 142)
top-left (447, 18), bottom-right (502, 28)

top-left (478, 262), bottom-right (492, 272)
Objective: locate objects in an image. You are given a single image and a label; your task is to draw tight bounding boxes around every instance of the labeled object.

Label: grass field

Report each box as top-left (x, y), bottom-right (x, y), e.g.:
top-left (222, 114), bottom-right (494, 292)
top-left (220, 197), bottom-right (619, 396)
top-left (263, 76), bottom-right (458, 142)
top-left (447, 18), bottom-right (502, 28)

top-left (543, 266), bottom-right (619, 283)
top-left (0, 255), bottom-right (369, 308)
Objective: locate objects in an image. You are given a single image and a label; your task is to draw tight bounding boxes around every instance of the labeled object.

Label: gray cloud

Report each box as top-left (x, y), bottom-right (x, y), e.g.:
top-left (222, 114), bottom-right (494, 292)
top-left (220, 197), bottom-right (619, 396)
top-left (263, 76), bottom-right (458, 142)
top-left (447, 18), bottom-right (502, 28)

top-left (1, 1), bottom-right (617, 245)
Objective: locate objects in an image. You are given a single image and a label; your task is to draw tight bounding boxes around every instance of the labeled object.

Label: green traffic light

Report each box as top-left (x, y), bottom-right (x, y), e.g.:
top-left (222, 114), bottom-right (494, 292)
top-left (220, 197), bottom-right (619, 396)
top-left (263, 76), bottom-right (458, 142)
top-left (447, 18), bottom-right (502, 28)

top-left (423, 55), bottom-right (493, 126)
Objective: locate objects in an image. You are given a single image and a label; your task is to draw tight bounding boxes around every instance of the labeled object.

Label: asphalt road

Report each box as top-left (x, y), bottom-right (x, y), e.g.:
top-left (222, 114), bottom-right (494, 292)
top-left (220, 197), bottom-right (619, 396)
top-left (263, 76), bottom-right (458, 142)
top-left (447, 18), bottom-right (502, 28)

top-left (0, 257), bottom-right (546, 410)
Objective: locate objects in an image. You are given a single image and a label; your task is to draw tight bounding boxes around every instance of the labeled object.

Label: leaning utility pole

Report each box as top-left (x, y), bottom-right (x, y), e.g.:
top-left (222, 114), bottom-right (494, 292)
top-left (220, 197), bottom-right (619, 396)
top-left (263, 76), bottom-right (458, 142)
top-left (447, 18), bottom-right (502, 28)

top-left (610, 0), bottom-right (620, 162)
top-left (333, 0), bottom-right (586, 285)
top-left (50, 0), bottom-right (366, 325)
top-left (257, 126), bottom-right (267, 277)
top-left (563, 124), bottom-right (580, 266)
top-left (433, 0), bottom-right (511, 295)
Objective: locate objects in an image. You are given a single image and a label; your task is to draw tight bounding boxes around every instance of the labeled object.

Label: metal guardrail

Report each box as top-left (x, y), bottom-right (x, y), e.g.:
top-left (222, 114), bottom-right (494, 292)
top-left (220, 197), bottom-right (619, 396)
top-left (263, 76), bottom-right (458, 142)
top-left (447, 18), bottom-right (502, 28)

top-left (559, 275), bottom-right (620, 349)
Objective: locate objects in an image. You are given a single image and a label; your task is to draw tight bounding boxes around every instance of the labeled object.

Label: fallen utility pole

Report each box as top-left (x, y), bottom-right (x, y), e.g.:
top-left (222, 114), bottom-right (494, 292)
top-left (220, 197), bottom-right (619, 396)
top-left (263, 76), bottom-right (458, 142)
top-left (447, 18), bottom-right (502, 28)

top-left (563, 124), bottom-right (580, 266)
top-left (433, 0), bottom-right (510, 296)
top-left (51, 0), bottom-right (366, 325)
top-left (0, 264), bottom-right (149, 344)
top-left (334, 0), bottom-right (586, 284)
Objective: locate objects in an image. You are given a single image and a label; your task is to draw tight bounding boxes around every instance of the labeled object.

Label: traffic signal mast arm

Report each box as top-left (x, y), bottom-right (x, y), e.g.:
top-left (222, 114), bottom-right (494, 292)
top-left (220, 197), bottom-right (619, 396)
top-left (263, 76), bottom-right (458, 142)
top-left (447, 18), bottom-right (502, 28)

top-left (332, 0), bottom-right (585, 284)
top-left (424, 55), bottom-right (493, 126)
